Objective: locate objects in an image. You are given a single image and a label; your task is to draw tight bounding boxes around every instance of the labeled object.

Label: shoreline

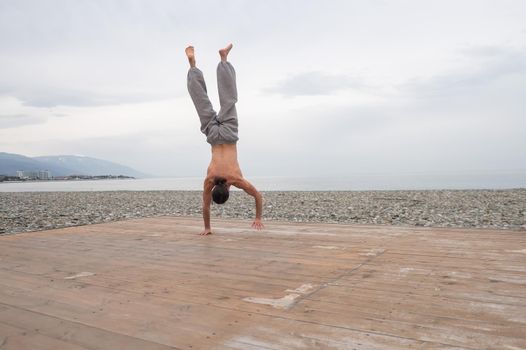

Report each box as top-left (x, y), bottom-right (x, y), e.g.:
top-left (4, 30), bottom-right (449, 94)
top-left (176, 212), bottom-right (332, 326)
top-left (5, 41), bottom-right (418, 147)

top-left (1, 189), bottom-right (525, 235)
top-left (1, 174), bottom-right (525, 192)
top-left (1, 187), bottom-right (525, 192)
top-left (0, 177), bottom-right (135, 184)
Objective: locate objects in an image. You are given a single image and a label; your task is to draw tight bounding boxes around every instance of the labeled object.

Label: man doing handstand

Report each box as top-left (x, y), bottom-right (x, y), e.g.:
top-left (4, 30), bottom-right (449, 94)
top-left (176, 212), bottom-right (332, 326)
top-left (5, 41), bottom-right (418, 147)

top-left (186, 43), bottom-right (264, 235)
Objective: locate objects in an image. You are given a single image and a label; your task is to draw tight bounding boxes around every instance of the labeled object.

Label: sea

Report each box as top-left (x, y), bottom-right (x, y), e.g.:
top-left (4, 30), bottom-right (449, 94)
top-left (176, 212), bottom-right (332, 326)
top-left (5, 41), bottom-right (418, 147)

top-left (1, 172), bottom-right (525, 192)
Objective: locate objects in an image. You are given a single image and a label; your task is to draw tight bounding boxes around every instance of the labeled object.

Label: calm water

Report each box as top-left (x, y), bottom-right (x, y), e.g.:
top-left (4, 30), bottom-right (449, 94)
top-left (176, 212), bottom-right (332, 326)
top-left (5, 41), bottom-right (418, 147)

top-left (1, 173), bottom-right (525, 192)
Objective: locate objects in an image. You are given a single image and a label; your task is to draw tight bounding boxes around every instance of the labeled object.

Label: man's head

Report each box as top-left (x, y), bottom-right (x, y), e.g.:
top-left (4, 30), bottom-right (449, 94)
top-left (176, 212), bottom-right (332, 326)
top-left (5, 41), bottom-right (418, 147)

top-left (212, 177), bottom-right (229, 204)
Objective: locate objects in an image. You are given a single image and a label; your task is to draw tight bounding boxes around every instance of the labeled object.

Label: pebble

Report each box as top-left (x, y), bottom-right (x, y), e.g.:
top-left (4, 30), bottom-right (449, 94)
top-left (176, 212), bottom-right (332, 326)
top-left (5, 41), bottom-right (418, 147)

top-left (0, 190), bottom-right (525, 235)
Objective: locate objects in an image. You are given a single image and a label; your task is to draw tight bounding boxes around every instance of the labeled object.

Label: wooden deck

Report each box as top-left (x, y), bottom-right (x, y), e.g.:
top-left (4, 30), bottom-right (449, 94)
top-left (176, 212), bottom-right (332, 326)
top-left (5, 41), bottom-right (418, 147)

top-left (0, 217), bottom-right (525, 350)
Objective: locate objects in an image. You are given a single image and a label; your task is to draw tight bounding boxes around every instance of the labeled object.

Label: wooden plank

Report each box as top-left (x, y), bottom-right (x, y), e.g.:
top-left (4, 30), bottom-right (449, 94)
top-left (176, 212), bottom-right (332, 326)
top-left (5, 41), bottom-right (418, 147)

top-left (1, 216), bottom-right (525, 349)
top-left (0, 319), bottom-right (90, 350)
top-left (0, 305), bottom-right (177, 350)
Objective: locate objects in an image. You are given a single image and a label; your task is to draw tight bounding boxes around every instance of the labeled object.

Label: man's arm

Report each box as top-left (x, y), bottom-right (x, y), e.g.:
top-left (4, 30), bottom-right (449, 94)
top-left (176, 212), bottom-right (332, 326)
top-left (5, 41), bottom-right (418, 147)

top-left (233, 178), bottom-right (264, 230)
top-left (201, 179), bottom-right (214, 235)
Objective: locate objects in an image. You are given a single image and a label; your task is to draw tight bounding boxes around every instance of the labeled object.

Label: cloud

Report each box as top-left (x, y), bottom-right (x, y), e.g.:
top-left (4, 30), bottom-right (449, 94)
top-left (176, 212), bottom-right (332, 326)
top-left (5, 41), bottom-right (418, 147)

top-left (0, 1), bottom-right (186, 108)
top-left (8, 87), bottom-right (175, 108)
top-left (458, 45), bottom-right (513, 58)
top-left (17, 129), bottom-right (210, 176)
top-left (0, 114), bottom-right (47, 128)
top-left (401, 46), bottom-right (526, 98)
top-left (0, 54), bottom-right (182, 108)
top-left (266, 71), bottom-right (364, 96)
top-left (0, 96), bottom-right (53, 128)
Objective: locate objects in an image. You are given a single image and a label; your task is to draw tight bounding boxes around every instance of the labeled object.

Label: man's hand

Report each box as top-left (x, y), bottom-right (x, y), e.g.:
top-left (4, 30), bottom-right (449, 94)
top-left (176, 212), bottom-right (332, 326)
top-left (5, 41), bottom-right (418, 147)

top-left (199, 228), bottom-right (213, 235)
top-left (251, 219), bottom-right (264, 230)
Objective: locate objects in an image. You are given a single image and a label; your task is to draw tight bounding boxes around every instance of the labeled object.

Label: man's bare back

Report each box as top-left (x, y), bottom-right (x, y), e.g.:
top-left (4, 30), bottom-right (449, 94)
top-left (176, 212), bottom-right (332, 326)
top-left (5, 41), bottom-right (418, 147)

top-left (206, 144), bottom-right (242, 183)
top-left (186, 44), bottom-right (264, 235)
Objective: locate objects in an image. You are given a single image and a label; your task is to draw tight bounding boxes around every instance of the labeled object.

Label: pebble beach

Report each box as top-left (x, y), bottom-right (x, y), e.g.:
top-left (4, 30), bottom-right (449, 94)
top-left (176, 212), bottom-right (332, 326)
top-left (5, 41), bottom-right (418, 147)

top-left (1, 189), bottom-right (525, 235)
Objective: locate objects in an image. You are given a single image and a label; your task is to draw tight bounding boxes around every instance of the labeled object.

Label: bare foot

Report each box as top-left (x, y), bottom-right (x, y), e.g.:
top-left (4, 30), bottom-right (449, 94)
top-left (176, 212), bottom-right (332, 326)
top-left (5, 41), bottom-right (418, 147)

top-left (219, 43), bottom-right (233, 62)
top-left (199, 229), bottom-right (212, 235)
top-left (185, 45), bottom-right (196, 68)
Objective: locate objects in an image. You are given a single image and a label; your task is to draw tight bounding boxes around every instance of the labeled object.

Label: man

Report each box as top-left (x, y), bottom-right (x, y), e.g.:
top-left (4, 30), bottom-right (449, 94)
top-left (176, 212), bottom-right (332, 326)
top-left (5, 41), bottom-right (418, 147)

top-left (186, 43), bottom-right (264, 235)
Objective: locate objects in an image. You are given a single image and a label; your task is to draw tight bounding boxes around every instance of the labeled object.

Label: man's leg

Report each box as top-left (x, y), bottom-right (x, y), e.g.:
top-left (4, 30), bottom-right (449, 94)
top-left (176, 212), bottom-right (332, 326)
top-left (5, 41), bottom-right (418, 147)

top-left (186, 46), bottom-right (217, 134)
top-left (217, 44), bottom-right (238, 122)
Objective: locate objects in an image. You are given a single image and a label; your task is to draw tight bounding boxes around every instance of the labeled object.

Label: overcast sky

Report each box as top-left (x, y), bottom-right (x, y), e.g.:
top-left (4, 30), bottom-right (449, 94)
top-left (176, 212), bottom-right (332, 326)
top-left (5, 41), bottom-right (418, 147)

top-left (1, 0), bottom-right (525, 177)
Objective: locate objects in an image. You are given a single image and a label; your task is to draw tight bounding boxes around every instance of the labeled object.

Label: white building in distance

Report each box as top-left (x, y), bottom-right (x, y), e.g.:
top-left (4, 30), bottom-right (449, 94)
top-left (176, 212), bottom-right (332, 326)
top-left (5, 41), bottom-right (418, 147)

top-left (16, 170), bottom-right (52, 180)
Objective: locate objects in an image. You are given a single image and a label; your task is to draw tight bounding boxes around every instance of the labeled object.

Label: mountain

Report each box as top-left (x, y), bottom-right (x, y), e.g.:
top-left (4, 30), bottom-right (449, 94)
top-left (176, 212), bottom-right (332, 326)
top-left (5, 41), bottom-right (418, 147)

top-left (0, 152), bottom-right (73, 176)
top-left (34, 155), bottom-right (148, 178)
top-left (0, 152), bottom-right (148, 178)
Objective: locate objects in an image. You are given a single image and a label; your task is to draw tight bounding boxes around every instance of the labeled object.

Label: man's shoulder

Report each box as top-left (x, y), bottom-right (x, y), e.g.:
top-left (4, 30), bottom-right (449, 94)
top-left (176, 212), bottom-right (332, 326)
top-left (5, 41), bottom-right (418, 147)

top-left (229, 173), bottom-right (245, 182)
top-left (203, 175), bottom-right (215, 188)
top-left (231, 177), bottom-right (251, 189)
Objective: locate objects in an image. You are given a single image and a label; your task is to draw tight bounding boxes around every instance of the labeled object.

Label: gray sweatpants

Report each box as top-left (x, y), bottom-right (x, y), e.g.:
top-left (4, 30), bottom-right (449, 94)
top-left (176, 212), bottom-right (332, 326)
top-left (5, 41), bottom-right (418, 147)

top-left (187, 61), bottom-right (239, 145)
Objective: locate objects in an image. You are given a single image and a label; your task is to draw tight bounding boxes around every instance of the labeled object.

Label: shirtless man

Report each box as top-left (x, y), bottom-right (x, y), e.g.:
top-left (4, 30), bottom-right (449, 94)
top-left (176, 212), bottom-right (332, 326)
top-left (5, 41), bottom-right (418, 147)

top-left (185, 43), bottom-right (264, 235)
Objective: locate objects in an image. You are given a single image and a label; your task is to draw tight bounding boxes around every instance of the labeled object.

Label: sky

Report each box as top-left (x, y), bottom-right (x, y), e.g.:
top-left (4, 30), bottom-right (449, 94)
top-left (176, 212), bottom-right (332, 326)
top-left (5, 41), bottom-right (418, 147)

top-left (1, 0), bottom-right (525, 177)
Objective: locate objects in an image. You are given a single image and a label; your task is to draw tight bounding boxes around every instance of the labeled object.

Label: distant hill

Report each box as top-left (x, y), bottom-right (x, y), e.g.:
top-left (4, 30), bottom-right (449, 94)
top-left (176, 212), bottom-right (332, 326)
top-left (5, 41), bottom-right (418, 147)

top-left (0, 152), bottom-right (148, 178)
top-left (34, 155), bottom-right (148, 178)
top-left (0, 152), bottom-right (73, 176)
